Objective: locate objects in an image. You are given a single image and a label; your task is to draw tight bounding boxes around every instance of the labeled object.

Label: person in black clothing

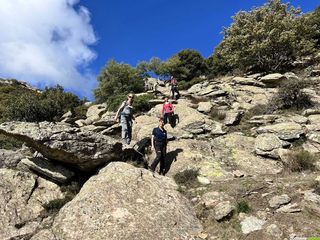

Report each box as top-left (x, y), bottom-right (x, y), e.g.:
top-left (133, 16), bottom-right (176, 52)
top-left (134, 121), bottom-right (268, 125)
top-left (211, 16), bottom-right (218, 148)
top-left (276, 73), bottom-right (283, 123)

top-left (169, 76), bottom-right (180, 100)
top-left (150, 117), bottom-right (167, 175)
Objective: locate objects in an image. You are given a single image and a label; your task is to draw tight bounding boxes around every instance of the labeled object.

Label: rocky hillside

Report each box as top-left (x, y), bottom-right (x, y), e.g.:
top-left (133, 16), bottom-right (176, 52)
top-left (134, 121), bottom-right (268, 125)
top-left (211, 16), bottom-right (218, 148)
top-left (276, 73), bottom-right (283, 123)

top-left (1, 68), bottom-right (320, 239)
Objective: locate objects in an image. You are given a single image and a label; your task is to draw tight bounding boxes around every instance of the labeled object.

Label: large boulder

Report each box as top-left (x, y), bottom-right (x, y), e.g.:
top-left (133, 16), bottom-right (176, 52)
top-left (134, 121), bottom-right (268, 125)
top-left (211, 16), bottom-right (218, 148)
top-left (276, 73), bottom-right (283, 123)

top-left (84, 103), bottom-right (108, 125)
top-left (86, 103), bottom-right (107, 119)
top-left (248, 115), bottom-right (279, 125)
top-left (256, 122), bottom-right (304, 141)
top-left (232, 76), bottom-right (265, 87)
top-left (197, 102), bottom-right (213, 113)
top-left (0, 147), bottom-right (32, 168)
top-left (20, 157), bottom-right (75, 183)
top-left (93, 111), bottom-right (117, 127)
top-left (0, 121), bottom-right (122, 171)
top-left (255, 133), bottom-right (290, 159)
top-left (211, 133), bottom-right (282, 176)
top-left (259, 73), bottom-right (287, 87)
top-left (0, 169), bottom-right (66, 240)
top-left (224, 111), bottom-right (244, 126)
top-left (42, 162), bottom-right (203, 240)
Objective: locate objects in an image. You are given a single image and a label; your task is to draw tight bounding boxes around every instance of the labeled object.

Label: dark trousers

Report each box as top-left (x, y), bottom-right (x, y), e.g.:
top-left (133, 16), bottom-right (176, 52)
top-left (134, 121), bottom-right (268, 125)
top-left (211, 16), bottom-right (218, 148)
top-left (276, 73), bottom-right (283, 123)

top-left (150, 144), bottom-right (166, 175)
top-left (171, 86), bottom-right (179, 99)
top-left (163, 112), bottom-right (173, 125)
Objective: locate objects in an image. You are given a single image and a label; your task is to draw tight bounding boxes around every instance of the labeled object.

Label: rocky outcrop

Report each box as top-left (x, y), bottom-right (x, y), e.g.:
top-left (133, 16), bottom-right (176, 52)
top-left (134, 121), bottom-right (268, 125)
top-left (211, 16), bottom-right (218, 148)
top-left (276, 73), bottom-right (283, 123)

top-left (0, 147), bottom-right (32, 168)
top-left (259, 73), bottom-right (287, 87)
top-left (0, 121), bottom-right (122, 171)
top-left (255, 133), bottom-right (290, 159)
top-left (197, 102), bottom-right (213, 113)
top-left (0, 169), bottom-right (66, 240)
top-left (256, 122), bottom-right (304, 140)
top-left (269, 194), bottom-right (291, 209)
top-left (213, 201), bottom-right (235, 221)
top-left (135, 99), bottom-right (226, 140)
top-left (232, 76), bottom-right (265, 87)
top-left (20, 157), bottom-right (75, 183)
top-left (211, 133), bottom-right (282, 176)
top-left (240, 216), bottom-right (266, 234)
top-left (248, 115), bottom-right (279, 125)
top-left (224, 111), bottom-right (244, 126)
top-left (41, 162), bottom-right (202, 240)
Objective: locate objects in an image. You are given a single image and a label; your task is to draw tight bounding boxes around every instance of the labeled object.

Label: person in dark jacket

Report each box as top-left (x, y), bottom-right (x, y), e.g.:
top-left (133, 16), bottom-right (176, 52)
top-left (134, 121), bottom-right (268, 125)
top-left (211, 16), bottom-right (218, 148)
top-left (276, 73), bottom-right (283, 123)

top-left (114, 93), bottom-right (136, 145)
top-left (150, 117), bottom-right (167, 175)
top-left (169, 76), bottom-right (180, 100)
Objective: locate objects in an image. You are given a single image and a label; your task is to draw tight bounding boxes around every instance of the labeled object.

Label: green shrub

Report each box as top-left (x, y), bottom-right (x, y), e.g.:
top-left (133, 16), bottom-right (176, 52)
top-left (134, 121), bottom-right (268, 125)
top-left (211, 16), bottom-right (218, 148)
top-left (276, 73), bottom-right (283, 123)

top-left (274, 79), bottom-right (313, 110)
top-left (236, 200), bottom-right (251, 213)
top-left (165, 49), bottom-right (208, 81)
top-left (94, 60), bottom-right (144, 103)
top-left (285, 150), bottom-right (317, 172)
top-left (73, 104), bottom-right (88, 119)
top-left (0, 81), bottom-right (38, 122)
top-left (173, 168), bottom-right (199, 188)
top-left (106, 94), bottom-right (127, 112)
top-left (107, 93), bottom-right (154, 113)
top-left (134, 94), bottom-right (154, 113)
top-left (212, 0), bottom-right (317, 73)
top-left (0, 134), bottom-right (23, 150)
top-left (206, 45), bottom-right (232, 78)
top-left (178, 77), bottom-right (205, 90)
top-left (3, 85), bottom-right (81, 122)
top-left (210, 108), bottom-right (226, 121)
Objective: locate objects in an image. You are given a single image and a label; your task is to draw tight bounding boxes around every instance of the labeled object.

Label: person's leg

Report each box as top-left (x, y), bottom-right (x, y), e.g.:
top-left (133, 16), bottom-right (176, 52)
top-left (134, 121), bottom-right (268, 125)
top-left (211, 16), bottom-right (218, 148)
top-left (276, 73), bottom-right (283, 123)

top-left (163, 113), bottom-right (168, 124)
top-left (171, 87), bottom-right (175, 99)
top-left (175, 88), bottom-right (180, 99)
top-left (168, 112), bottom-right (172, 126)
top-left (120, 116), bottom-right (128, 144)
top-left (127, 120), bottom-right (132, 144)
top-left (150, 145), bottom-right (161, 172)
top-left (159, 146), bottom-right (166, 175)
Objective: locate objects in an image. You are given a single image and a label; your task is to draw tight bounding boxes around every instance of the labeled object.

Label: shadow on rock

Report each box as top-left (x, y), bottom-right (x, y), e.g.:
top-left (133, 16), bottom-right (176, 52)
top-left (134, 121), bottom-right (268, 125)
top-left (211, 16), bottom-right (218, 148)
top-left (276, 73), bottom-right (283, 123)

top-left (164, 148), bottom-right (183, 175)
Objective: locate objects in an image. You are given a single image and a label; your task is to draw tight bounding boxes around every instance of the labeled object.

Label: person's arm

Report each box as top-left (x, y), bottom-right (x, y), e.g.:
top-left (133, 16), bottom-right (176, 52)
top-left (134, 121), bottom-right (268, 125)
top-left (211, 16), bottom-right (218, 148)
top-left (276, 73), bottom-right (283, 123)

top-left (162, 104), bottom-right (165, 114)
top-left (151, 134), bottom-right (154, 150)
top-left (114, 102), bottom-right (125, 122)
top-left (170, 103), bottom-right (174, 113)
top-left (132, 114), bottom-right (136, 123)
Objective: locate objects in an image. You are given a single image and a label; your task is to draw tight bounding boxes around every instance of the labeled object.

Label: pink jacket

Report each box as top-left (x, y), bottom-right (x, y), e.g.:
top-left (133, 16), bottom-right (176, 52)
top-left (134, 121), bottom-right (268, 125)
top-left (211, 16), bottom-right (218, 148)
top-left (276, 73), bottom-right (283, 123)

top-left (162, 102), bottom-right (174, 114)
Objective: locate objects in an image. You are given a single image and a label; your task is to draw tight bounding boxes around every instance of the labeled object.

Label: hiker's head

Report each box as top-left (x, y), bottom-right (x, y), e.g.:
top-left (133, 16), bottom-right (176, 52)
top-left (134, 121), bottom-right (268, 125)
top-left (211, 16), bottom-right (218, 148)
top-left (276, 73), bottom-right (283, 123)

top-left (159, 117), bottom-right (165, 127)
top-left (164, 97), bottom-right (168, 102)
top-left (127, 93), bottom-right (134, 103)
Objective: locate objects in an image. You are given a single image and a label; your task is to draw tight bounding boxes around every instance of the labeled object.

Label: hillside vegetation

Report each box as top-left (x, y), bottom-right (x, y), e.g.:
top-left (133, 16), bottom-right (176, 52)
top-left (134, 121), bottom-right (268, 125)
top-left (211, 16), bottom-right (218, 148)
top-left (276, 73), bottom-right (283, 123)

top-left (0, 80), bottom-right (83, 149)
top-left (94, 0), bottom-right (320, 109)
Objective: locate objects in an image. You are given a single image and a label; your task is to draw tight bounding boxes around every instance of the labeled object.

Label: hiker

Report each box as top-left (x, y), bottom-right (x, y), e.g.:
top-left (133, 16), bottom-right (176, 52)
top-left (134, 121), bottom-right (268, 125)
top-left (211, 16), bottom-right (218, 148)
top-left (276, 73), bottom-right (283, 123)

top-left (162, 97), bottom-right (174, 125)
top-left (150, 117), bottom-right (167, 175)
top-left (169, 76), bottom-right (180, 100)
top-left (114, 93), bottom-right (136, 145)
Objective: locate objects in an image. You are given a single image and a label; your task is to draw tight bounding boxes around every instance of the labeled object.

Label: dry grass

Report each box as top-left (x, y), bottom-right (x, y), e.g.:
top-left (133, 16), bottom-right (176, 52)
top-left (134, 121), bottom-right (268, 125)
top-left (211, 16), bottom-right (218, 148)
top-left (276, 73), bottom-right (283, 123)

top-left (284, 150), bottom-right (317, 172)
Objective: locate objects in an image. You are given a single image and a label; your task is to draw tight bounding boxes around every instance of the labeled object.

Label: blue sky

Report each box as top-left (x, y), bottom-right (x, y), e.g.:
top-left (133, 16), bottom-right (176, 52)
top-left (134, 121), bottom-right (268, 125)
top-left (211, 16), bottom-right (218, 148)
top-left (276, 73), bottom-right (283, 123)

top-left (82, 0), bottom-right (319, 74)
top-left (0, 0), bottom-right (318, 100)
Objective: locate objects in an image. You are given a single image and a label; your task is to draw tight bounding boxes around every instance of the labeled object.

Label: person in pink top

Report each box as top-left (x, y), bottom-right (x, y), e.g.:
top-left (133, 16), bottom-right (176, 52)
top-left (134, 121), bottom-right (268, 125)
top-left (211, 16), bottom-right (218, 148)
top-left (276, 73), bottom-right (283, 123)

top-left (162, 97), bottom-right (174, 125)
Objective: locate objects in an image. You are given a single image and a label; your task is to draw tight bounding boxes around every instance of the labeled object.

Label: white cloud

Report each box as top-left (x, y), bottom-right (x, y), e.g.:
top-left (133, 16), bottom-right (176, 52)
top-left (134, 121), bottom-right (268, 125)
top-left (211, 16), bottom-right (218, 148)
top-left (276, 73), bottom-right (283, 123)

top-left (0, 0), bottom-right (97, 98)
